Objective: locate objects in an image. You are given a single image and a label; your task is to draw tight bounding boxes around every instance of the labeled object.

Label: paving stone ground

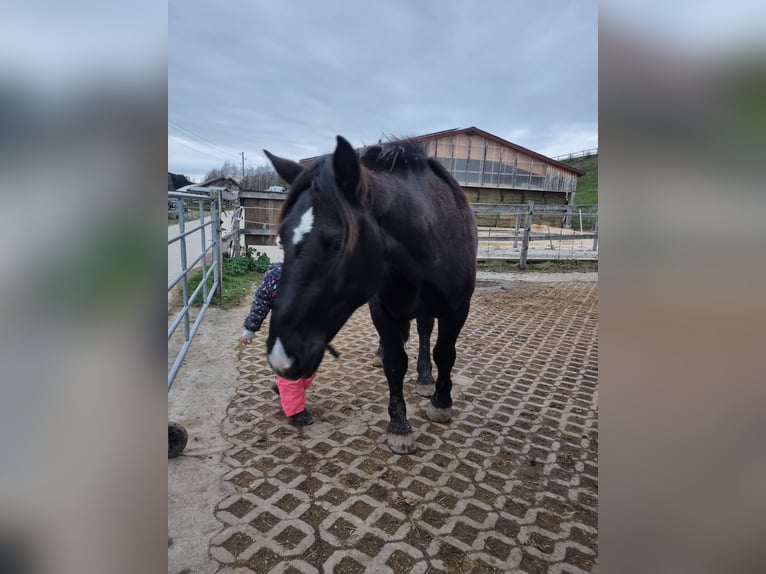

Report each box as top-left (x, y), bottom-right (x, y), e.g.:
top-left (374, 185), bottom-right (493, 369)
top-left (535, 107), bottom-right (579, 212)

top-left (203, 280), bottom-right (598, 573)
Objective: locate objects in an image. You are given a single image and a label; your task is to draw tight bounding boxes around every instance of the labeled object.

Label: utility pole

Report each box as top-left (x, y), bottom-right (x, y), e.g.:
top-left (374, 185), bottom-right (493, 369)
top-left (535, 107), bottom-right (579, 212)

top-left (240, 152), bottom-right (246, 182)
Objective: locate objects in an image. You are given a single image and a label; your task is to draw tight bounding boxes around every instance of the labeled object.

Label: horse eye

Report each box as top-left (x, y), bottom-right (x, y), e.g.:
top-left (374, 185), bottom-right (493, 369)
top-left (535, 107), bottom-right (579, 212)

top-left (323, 236), bottom-right (342, 254)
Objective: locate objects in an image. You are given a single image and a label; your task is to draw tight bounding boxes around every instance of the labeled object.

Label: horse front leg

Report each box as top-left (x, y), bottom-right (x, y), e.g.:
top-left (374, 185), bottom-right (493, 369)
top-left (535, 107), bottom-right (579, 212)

top-left (382, 335), bottom-right (415, 454)
top-left (414, 312), bottom-right (435, 397)
top-left (426, 304), bottom-right (469, 424)
top-left (371, 305), bottom-right (416, 454)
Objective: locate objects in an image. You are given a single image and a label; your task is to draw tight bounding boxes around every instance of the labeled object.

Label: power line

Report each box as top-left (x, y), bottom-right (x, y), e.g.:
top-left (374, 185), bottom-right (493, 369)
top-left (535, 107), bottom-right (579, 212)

top-left (169, 124), bottom-right (232, 158)
top-left (170, 136), bottom-right (230, 162)
top-left (168, 120), bottom-right (234, 158)
top-left (169, 131), bottom-right (232, 161)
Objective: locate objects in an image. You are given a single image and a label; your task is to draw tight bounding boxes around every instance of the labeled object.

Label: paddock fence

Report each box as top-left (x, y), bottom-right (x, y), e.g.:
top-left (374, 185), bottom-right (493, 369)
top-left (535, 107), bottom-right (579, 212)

top-left (235, 193), bottom-right (598, 267)
top-left (552, 148), bottom-right (599, 161)
top-left (167, 190), bottom-right (224, 391)
top-left (473, 201), bottom-right (598, 267)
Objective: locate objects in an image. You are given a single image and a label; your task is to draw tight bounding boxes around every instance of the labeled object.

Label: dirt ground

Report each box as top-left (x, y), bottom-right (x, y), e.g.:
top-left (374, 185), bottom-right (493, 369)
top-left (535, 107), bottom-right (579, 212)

top-left (168, 274), bottom-right (598, 573)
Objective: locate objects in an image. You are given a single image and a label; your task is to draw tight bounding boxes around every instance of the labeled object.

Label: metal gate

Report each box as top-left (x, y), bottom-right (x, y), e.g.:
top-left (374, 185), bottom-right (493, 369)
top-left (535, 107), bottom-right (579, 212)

top-left (167, 190), bottom-right (223, 456)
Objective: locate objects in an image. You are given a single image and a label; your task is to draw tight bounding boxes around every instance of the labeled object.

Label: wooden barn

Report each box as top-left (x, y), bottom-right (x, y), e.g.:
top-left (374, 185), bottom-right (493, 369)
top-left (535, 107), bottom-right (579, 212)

top-left (300, 127), bottom-right (584, 200)
top-left (299, 127), bottom-right (585, 226)
top-left (413, 127), bottom-right (584, 205)
top-left (243, 127), bottom-right (585, 246)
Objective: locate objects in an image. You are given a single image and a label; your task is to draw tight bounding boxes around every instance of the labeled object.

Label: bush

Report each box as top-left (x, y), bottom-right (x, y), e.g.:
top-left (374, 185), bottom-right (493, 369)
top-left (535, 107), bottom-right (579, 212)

top-left (223, 248), bottom-right (271, 277)
top-left (185, 248), bottom-right (271, 309)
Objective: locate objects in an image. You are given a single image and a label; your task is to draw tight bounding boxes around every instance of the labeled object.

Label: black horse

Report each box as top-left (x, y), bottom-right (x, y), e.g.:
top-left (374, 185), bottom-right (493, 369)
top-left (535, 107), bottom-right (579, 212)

top-left (264, 136), bottom-right (477, 453)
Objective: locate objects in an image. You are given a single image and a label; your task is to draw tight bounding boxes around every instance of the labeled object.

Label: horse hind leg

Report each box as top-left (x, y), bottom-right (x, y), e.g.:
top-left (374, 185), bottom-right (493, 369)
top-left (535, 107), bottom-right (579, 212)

top-left (426, 304), bottom-right (469, 424)
top-left (415, 312), bottom-right (435, 397)
top-left (371, 306), bottom-right (416, 454)
top-left (372, 341), bottom-right (384, 367)
top-left (372, 319), bottom-right (409, 368)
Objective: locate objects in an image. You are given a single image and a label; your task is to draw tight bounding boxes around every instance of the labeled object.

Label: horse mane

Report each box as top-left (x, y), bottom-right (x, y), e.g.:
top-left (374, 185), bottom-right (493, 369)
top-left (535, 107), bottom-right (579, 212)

top-left (360, 138), bottom-right (429, 173)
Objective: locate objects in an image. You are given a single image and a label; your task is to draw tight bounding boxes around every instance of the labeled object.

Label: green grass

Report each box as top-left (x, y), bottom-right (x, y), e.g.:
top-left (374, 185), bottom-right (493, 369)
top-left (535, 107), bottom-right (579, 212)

top-left (563, 154), bottom-right (598, 206)
top-left (187, 248), bottom-right (272, 309)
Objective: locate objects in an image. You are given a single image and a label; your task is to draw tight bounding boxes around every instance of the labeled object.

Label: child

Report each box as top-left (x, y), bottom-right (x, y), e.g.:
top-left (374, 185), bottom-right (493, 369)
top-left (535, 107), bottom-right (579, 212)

top-left (239, 254), bottom-right (316, 426)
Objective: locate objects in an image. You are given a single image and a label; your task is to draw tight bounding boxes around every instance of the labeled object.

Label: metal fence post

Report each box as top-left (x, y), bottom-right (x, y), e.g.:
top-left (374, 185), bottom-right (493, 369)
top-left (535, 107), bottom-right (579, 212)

top-left (233, 206), bottom-right (242, 258)
top-left (198, 198), bottom-right (208, 302)
top-left (178, 200), bottom-right (190, 340)
top-left (592, 215), bottom-right (599, 251)
top-left (519, 200), bottom-right (533, 270)
top-left (211, 191), bottom-right (223, 299)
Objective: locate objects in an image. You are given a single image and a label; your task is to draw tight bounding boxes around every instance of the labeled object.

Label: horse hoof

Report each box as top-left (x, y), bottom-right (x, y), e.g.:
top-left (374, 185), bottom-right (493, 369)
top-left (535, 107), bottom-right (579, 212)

top-left (372, 355), bottom-right (383, 368)
top-left (387, 432), bottom-right (416, 454)
top-left (426, 403), bottom-right (452, 423)
top-left (415, 383), bottom-right (434, 397)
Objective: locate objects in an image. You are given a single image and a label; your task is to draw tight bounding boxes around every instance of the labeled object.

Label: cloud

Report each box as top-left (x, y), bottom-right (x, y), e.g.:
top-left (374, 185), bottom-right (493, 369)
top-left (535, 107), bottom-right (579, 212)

top-left (168, 0), bottom-right (598, 174)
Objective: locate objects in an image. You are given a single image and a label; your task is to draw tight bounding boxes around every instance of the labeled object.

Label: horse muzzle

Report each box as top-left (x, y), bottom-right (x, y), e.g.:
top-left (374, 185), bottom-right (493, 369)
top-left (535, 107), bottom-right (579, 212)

top-left (267, 337), bottom-right (294, 375)
top-left (267, 336), bottom-right (324, 379)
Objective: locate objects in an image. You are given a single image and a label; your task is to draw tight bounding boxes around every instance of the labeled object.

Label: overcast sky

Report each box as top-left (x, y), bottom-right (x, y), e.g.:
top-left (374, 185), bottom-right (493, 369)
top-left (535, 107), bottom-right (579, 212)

top-left (168, 0), bottom-right (598, 182)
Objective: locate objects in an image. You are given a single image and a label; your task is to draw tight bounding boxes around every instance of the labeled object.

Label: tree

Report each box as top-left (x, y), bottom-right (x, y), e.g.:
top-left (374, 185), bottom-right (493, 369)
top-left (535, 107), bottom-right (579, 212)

top-left (202, 161), bottom-right (287, 190)
top-left (240, 164), bottom-right (284, 191)
top-left (203, 160), bottom-right (240, 183)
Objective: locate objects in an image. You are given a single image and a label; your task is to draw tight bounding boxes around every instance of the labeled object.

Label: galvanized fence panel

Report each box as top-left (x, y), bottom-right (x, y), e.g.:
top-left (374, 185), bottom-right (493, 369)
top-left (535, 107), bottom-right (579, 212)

top-left (473, 202), bottom-right (598, 265)
top-left (168, 190), bottom-right (223, 390)
top-left (234, 196), bottom-right (598, 267)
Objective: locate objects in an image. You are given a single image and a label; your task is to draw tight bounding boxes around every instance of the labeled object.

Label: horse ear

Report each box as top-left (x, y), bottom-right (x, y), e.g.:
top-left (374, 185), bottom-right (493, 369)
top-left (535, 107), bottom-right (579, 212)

top-left (332, 135), bottom-right (360, 201)
top-left (264, 150), bottom-right (303, 185)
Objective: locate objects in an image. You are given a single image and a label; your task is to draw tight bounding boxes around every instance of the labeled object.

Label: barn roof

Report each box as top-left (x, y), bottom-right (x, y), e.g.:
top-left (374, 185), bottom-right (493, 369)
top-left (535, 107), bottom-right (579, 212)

top-left (298, 126), bottom-right (585, 176)
top-left (198, 176), bottom-right (241, 189)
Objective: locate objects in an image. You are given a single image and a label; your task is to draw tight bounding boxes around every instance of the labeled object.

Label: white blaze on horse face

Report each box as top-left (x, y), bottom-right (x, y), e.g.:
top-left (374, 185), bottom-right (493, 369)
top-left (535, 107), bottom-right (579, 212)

top-left (292, 207), bottom-right (314, 246)
top-left (268, 337), bottom-right (294, 373)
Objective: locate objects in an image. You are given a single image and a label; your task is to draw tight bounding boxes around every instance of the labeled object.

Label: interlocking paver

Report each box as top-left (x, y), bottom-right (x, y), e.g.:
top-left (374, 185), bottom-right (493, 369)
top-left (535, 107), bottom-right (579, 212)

top-left (213, 281), bottom-right (598, 573)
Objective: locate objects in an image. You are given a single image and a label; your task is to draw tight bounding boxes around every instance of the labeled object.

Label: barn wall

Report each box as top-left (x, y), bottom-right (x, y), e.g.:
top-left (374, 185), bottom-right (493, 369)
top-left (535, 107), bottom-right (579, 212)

top-left (430, 133), bottom-right (577, 194)
top-left (427, 133), bottom-right (575, 227)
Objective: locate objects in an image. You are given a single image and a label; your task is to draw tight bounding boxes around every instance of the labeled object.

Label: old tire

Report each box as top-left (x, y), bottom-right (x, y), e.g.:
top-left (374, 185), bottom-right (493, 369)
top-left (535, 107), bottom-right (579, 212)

top-left (168, 423), bottom-right (188, 458)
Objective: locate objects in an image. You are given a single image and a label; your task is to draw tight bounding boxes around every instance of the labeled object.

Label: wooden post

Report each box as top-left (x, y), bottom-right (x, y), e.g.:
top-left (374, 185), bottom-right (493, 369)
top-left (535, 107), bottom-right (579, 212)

top-left (563, 201), bottom-right (573, 229)
top-left (487, 226), bottom-right (492, 257)
top-left (513, 209), bottom-right (521, 248)
top-left (519, 201), bottom-right (533, 270)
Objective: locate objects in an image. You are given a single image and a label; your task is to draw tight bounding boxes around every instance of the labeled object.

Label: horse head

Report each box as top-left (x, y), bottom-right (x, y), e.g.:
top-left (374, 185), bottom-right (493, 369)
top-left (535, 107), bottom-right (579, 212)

top-left (263, 136), bottom-right (383, 379)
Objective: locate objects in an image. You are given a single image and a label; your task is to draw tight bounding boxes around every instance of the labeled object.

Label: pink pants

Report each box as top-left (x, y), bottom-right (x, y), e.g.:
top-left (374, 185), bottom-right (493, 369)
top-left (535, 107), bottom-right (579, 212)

top-left (276, 372), bottom-right (316, 417)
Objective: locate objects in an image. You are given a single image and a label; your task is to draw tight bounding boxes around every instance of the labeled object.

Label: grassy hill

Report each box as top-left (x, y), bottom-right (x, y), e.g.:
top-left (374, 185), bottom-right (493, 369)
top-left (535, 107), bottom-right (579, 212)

top-left (563, 154), bottom-right (598, 206)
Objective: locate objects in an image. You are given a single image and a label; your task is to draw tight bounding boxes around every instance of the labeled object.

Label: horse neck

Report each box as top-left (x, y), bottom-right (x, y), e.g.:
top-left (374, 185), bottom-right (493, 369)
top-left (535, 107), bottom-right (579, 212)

top-left (365, 175), bottom-right (427, 275)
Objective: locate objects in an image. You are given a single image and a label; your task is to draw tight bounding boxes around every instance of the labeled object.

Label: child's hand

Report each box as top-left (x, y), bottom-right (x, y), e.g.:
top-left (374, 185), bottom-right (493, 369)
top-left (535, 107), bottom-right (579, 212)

top-left (239, 329), bottom-right (255, 347)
